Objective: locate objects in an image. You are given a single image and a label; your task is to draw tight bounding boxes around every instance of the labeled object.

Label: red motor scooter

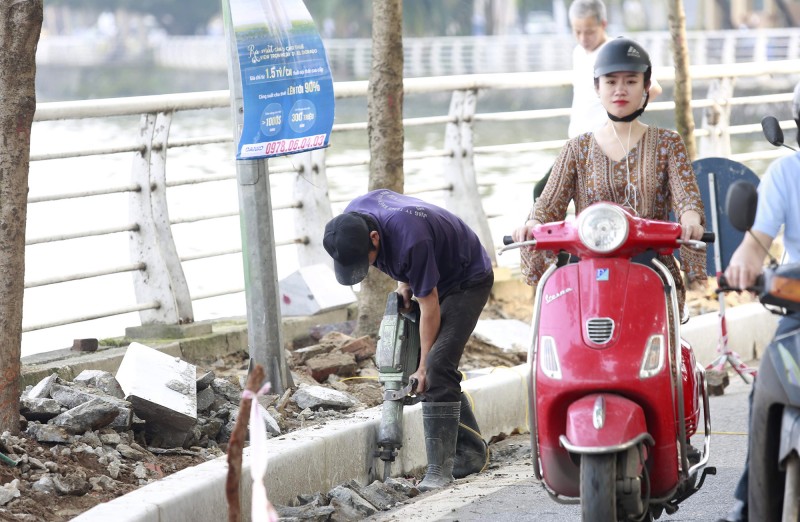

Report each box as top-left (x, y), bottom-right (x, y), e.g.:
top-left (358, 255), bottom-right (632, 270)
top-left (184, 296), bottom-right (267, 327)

top-left (501, 202), bottom-right (716, 521)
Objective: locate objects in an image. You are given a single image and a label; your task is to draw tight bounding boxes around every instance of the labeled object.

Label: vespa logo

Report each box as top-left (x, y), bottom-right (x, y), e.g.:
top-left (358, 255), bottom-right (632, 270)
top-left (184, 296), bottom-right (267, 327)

top-left (544, 287), bottom-right (573, 304)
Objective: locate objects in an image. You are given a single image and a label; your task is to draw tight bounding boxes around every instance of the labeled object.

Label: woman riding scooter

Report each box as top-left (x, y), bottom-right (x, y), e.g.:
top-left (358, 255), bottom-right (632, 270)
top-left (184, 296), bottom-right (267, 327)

top-left (513, 37), bottom-right (707, 312)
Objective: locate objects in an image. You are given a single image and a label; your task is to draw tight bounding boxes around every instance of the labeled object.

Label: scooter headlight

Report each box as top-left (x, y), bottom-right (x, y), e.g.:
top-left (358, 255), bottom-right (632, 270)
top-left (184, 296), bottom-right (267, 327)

top-left (577, 204), bottom-right (629, 254)
top-left (539, 336), bottom-right (562, 379)
top-left (639, 334), bottom-right (665, 378)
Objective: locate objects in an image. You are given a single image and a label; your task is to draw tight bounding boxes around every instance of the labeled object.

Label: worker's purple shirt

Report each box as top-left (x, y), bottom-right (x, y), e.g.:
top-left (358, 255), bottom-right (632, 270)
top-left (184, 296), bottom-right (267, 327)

top-left (344, 190), bottom-right (492, 298)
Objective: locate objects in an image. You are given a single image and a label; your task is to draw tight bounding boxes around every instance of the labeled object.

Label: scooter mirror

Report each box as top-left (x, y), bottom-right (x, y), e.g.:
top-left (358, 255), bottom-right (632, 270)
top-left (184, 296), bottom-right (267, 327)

top-left (761, 116), bottom-right (784, 147)
top-left (726, 180), bottom-right (758, 232)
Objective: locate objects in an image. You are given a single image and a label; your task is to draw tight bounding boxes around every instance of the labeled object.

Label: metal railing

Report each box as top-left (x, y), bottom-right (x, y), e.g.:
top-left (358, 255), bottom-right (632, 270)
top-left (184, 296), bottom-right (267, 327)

top-left (37, 28), bottom-right (800, 80)
top-left (22, 59), bottom-right (800, 354)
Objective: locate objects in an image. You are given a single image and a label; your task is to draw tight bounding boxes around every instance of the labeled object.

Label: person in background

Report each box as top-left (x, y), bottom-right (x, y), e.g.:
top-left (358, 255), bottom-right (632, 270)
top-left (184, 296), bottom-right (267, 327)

top-left (567, 0), bottom-right (663, 139)
top-left (717, 81), bottom-right (800, 522)
top-left (323, 189), bottom-right (492, 491)
top-left (513, 37), bottom-right (706, 315)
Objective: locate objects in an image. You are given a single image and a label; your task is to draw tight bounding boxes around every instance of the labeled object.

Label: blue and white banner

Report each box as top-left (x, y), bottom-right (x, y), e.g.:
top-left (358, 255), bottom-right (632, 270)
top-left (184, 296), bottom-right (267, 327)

top-left (229, 0), bottom-right (335, 159)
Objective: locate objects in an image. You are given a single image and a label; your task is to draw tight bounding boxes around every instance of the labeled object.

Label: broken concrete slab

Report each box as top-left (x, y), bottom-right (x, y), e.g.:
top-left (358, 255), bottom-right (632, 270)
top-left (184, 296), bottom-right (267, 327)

top-left (115, 342), bottom-right (197, 434)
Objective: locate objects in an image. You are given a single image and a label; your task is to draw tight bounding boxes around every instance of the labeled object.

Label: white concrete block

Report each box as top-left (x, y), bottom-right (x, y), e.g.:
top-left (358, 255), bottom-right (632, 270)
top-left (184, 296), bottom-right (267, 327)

top-left (115, 342), bottom-right (197, 432)
top-left (279, 264), bottom-right (356, 316)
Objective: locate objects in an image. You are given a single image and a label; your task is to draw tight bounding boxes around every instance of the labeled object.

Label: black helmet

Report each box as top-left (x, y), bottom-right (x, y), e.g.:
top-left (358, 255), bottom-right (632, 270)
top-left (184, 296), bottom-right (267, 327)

top-left (593, 37), bottom-right (652, 82)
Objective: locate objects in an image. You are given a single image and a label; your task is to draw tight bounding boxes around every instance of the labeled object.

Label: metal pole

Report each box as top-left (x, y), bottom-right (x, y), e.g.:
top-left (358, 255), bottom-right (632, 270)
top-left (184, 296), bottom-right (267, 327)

top-left (221, 0), bottom-right (293, 393)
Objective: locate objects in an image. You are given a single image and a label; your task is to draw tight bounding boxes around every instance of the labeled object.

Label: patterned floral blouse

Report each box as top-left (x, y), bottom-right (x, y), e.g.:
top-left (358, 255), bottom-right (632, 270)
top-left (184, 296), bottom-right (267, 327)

top-left (521, 126), bottom-right (707, 309)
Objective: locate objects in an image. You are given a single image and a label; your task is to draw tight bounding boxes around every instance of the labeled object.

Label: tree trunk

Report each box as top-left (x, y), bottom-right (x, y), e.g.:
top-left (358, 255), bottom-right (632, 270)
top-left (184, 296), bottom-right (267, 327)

top-left (668, 0), bottom-right (696, 161)
top-left (0, 0), bottom-right (42, 435)
top-left (358, 0), bottom-right (405, 337)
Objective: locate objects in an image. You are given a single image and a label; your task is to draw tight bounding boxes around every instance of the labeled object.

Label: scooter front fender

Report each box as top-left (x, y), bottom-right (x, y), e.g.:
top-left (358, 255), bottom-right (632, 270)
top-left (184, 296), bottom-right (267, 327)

top-left (779, 406), bottom-right (800, 466)
top-left (560, 394), bottom-right (654, 454)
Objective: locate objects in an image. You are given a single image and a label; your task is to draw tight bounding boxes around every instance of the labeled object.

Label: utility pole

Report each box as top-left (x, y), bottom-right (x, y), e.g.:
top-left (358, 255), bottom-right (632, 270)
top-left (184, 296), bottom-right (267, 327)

top-left (221, 0), bottom-right (293, 394)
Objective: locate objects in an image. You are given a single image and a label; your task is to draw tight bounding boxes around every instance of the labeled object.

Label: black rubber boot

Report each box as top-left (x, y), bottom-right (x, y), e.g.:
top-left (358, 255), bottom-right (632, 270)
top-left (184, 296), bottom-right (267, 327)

top-left (417, 401), bottom-right (460, 492)
top-left (453, 393), bottom-right (489, 478)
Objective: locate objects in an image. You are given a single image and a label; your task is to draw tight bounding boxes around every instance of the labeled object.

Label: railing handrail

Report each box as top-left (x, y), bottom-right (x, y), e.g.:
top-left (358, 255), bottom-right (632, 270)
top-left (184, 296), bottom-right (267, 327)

top-left (21, 60), bottom-right (800, 353)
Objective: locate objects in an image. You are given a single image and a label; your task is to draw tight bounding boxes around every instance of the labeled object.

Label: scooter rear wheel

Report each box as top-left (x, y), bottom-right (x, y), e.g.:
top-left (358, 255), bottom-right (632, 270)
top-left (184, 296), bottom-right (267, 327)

top-left (580, 454), bottom-right (617, 522)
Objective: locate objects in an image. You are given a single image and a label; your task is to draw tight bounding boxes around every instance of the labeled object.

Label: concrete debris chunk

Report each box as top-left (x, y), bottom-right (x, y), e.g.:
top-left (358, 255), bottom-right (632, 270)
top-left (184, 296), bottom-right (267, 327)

top-left (210, 378), bottom-right (242, 404)
top-left (328, 485), bottom-right (378, 519)
top-left (53, 472), bottom-right (90, 496)
top-left (292, 385), bottom-right (357, 411)
top-left (255, 402), bottom-right (281, 436)
top-left (50, 398), bottom-right (119, 434)
top-left (74, 370), bottom-right (126, 399)
top-left (196, 386), bottom-right (215, 413)
top-left (305, 352), bottom-right (358, 383)
top-left (26, 374), bottom-right (58, 400)
top-left (384, 476), bottom-right (420, 497)
top-left (20, 398), bottom-right (62, 422)
top-left (196, 371), bottom-right (215, 391)
top-left (339, 336), bottom-right (376, 362)
top-left (0, 479), bottom-right (20, 506)
top-left (49, 383), bottom-right (133, 431)
top-left (26, 424), bottom-right (74, 444)
top-left (115, 342), bottom-right (198, 438)
top-left (275, 503), bottom-right (335, 521)
top-left (357, 480), bottom-right (408, 510)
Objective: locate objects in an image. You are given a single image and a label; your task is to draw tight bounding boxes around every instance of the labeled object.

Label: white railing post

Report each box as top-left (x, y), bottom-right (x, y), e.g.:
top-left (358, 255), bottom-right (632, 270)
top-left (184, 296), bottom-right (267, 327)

top-left (128, 112), bottom-right (194, 326)
top-left (294, 149), bottom-right (334, 268)
top-left (699, 79), bottom-right (733, 158)
top-left (442, 89), bottom-right (496, 264)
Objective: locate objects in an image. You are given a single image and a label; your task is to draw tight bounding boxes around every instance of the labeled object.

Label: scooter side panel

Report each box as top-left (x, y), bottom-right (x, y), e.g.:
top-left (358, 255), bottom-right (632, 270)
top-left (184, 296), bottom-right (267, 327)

top-left (534, 260), bottom-right (681, 497)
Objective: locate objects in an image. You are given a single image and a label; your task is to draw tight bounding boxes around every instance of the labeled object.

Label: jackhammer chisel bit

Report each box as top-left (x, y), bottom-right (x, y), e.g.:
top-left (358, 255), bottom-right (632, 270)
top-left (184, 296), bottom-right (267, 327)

top-left (374, 291), bottom-right (421, 481)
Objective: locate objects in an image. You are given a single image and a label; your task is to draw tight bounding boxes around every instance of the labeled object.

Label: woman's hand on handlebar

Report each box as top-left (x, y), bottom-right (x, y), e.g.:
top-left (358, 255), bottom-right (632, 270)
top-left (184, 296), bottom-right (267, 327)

top-left (512, 219), bottom-right (539, 243)
top-left (679, 211), bottom-right (705, 242)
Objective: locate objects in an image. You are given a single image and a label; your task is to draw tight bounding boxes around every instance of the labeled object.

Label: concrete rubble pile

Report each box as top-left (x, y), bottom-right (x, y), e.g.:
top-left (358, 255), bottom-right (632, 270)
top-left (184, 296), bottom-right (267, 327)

top-left (0, 334), bottom-right (387, 513)
top-left (275, 477), bottom-right (421, 522)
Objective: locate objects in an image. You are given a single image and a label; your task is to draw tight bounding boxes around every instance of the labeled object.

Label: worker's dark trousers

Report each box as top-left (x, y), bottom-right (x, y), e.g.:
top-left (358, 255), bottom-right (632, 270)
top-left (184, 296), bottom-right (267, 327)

top-left (423, 272), bottom-right (493, 403)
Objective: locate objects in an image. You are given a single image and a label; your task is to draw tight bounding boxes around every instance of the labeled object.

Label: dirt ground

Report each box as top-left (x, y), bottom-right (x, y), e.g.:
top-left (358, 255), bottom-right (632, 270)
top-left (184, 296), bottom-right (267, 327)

top-left (0, 280), bottom-right (746, 521)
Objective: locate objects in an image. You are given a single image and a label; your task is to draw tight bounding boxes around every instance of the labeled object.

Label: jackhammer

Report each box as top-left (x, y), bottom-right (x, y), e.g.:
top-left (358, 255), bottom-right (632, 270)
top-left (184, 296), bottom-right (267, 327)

top-left (374, 291), bottom-right (422, 481)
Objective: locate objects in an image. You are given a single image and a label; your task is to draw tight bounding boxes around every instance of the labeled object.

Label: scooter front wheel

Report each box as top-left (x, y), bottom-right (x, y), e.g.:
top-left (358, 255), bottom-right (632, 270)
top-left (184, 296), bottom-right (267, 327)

top-left (784, 452), bottom-right (800, 521)
top-left (580, 454), bottom-right (617, 522)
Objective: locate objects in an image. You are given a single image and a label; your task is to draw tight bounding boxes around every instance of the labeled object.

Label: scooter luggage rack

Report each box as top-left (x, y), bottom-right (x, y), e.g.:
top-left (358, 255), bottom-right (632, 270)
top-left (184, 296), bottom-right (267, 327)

top-left (705, 172), bottom-right (758, 383)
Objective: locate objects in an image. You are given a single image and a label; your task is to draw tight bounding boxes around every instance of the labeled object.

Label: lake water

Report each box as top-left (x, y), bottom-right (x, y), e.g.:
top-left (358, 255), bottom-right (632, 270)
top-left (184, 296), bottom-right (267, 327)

top-left (21, 88), bottom-right (784, 356)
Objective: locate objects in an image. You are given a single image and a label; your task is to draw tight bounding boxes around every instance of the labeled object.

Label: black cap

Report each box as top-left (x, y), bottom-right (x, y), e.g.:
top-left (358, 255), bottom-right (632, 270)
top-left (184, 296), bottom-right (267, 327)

top-left (594, 37), bottom-right (651, 79)
top-left (323, 213), bottom-right (371, 285)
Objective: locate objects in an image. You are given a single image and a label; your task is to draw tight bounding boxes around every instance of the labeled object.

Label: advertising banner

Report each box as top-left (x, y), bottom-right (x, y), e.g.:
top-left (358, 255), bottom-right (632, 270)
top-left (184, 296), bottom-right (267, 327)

top-left (229, 0), bottom-right (335, 159)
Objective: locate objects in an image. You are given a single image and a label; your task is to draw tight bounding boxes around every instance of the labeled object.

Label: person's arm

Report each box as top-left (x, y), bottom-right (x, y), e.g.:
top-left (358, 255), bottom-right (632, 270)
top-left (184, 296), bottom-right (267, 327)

top-left (409, 289), bottom-right (440, 394)
top-left (647, 77), bottom-right (663, 102)
top-left (724, 230), bottom-right (774, 289)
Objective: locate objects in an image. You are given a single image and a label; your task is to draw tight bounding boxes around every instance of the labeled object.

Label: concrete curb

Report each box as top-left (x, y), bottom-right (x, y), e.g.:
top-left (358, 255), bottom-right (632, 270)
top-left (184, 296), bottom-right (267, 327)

top-left (68, 303), bottom-right (775, 521)
top-left (72, 366), bottom-right (530, 521)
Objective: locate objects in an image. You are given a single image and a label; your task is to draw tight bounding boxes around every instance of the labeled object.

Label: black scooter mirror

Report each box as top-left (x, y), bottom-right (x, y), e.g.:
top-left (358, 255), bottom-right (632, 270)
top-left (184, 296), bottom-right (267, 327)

top-left (726, 180), bottom-right (758, 232)
top-left (761, 116), bottom-right (794, 150)
top-left (762, 116), bottom-right (784, 147)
